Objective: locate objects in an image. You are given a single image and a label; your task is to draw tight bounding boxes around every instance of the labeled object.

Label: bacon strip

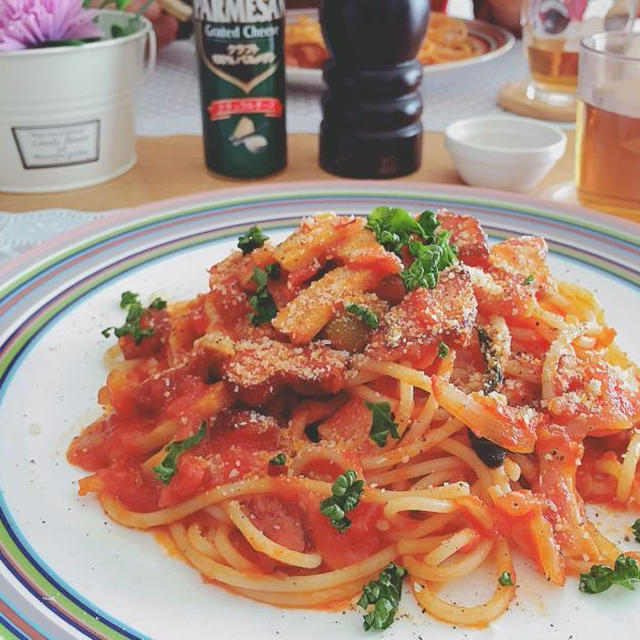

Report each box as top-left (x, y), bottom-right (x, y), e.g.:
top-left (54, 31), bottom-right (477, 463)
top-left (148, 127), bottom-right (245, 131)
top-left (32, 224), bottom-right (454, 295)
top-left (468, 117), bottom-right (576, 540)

top-left (224, 337), bottom-right (348, 404)
top-left (366, 266), bottom-right (477, 361)
top-left (437, 209), bottom-right (489, 268)
top-left (273, 267), bottom-right (380, 344)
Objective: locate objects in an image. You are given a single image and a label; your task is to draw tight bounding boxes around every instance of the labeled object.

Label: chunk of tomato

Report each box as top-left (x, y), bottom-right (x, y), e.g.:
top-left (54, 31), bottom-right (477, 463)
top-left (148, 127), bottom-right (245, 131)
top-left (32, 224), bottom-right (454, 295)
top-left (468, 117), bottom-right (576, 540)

top-left (98, 461), bottom-right (162, 513)
top-left (242, 495), bottom-right (308, 552)
top-left (158, 453), bottom-right (209, 508)
top-left (305, 497), bottom-right (384, 569)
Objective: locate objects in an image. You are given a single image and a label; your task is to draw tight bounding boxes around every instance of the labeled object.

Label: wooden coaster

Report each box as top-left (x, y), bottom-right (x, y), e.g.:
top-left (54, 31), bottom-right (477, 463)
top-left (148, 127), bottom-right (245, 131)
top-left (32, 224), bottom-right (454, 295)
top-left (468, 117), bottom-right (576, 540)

top-left (498, 80), bottom-right (577, 122)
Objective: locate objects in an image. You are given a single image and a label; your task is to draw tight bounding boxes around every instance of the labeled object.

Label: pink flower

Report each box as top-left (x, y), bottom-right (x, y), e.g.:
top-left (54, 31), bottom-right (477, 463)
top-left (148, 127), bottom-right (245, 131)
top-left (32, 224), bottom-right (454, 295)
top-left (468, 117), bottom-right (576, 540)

top-left (0, 0), bottom-right (102, 51)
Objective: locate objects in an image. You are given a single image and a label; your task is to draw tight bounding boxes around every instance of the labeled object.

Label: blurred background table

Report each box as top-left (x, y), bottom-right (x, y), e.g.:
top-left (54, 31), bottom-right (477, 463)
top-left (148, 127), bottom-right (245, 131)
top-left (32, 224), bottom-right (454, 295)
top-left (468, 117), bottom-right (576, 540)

top-left (0, 130), bottom-right (575, 263)
top-left (0, 0), bottom-right (578, 261)
top-left (133, 34), bottom-right (536, 137)
top-left (1, 131), bottom-right (575, 213)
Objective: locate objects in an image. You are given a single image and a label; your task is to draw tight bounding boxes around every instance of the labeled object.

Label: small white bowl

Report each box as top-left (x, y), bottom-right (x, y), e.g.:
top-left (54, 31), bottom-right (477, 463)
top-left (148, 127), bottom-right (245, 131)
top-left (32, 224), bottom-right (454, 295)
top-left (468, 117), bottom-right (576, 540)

top-left (444, 116), bottom-right (567, 192)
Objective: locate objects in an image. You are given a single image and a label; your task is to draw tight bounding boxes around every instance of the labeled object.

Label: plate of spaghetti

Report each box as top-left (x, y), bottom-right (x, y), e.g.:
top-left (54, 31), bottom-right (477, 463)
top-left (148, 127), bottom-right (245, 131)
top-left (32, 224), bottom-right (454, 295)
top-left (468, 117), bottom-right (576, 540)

top-left (285, 10), bottom-right (515, 87)
top-left (0, 183), bottom-right (639, 639)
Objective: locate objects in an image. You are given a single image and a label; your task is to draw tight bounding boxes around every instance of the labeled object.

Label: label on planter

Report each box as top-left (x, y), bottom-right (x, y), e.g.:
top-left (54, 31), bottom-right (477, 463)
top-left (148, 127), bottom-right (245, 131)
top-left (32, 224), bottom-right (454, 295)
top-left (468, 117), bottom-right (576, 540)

top-left (12, 120), bottom-right (100, 169)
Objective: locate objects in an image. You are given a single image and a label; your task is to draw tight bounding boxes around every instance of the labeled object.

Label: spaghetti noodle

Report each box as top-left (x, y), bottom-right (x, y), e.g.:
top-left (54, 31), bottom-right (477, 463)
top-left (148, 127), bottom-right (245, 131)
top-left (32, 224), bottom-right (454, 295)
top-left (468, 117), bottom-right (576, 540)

top-left (68, 207), bottom-right (640, 630)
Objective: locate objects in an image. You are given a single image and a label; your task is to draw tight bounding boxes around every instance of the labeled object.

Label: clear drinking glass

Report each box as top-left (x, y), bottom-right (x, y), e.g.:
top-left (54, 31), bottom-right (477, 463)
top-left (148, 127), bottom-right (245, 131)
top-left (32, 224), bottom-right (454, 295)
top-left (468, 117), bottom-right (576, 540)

top-left (575, 31), bottom-right (640, 216)
top-left (521, 0), bottom-right (636, 106)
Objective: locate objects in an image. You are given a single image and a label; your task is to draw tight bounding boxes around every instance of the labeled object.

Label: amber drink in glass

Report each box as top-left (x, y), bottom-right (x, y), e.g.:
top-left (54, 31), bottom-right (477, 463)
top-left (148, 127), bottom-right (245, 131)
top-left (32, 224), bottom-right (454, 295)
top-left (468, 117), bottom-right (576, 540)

top-left (521, 0), bottom-right (636, 106)
top-left (575, 31), bottom-right (640, 216)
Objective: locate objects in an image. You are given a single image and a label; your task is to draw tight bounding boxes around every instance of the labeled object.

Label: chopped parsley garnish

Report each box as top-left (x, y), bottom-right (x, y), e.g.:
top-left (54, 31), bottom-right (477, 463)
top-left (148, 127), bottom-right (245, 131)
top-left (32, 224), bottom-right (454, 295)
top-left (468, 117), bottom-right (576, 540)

top-left (523, 274), bottom-right (535, 285)
top-left (119, 290), bottom-right (138, 307)
top-left (477, 326), bottom-right (504, 395)
top-left (149, 297), bottom-right (167, 310)
top-left (152, 421), bottom-right (206, 485)
top-left (632, 518), bottom-right (640, 543)
top-left (248, 266), bottom-right (278, 326)
top-left (401, 235), bottom-right (457, 291)
top-left (319, 469), bottom-right (364, 533)
top-left (437, 341), bottom-right (449, 358)
top-left (415, 209), bottom-right (440, 237)
top-left (357, 562), bottom-right (406, 631)
top-left (269, 453), bottom-right (286, 466)
top-left (366, 206), bottom-right (425, 255)
top-left (365, 401), bottom-right (400, 448)
top-left (346, 303), bottom-right (379, 329)
top-left (498, 571), bottom-right (513, 586)
top-left (579, 554), bottom-right (640, 594)
top-left (265, 262), bottom-right (281, 280)
top-left (366, 206), bottom-right (457, 292)
top-left (237, 225), bottom-right (268, 255)
top-left (101, 290), bottom-right (166, 345)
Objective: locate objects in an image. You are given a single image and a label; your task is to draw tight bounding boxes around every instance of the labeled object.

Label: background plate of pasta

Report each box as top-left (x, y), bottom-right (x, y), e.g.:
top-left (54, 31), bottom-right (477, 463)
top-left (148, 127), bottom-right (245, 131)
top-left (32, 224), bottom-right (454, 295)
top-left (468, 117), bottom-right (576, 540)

top-left (0, 183), bottom-right (640, 639)
top-left (285, 9), bottom-right (515, 87)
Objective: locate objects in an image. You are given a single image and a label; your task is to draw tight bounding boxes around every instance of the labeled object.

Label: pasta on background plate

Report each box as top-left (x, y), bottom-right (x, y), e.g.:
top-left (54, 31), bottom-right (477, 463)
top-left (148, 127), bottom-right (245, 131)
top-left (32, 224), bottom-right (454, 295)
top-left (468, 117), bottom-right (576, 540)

top-left (68, 207), bottom-right (640, 631)
top-left (285, 13), bottom-right (483, 69)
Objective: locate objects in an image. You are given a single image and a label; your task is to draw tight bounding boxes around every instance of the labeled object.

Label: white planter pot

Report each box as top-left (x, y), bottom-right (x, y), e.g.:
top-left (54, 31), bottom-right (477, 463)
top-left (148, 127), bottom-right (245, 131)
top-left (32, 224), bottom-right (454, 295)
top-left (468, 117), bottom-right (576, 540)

top-left (0, 10), bottom-right (156, 193)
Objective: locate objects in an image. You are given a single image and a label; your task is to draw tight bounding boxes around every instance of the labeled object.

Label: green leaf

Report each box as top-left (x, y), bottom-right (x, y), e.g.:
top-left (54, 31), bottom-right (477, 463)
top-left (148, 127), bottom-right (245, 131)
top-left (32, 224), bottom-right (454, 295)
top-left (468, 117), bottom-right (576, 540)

top-left (345, 303), bottom-right (379, 329)
top-left (523, 274), bottom-right (535, 285)
top-left (149, 297), bottom-right (167, 310)
top-left (357, 562), bottom-right (406, 631)
top-left (365, 401), bottom-right (400, 448)
top-left (632, 518), bottom-right (640, 543)
top-left (416, 209), bottom-right (439, 237)
top-left (498, 571), bottom-right (513, 586)
top-left (102, 291), bottom-right (165, 345)
top-left (366, 206), bottom-right (456, 292)
top-left (252, 265), bottom-right (268, 289)
top-left (153, 422), bottom-right (207, 485)
top-left (437, 341), bottom-right (449, 358)
top-left (319, 469), bottom-right (364, 532)
top-left (248, 266), bottom-right (278, 326)
top-left (111, 18), bottom-right (137, 39)
top-left (400, 233), bottom-right (457, 291)
top-left (579, 554), bottom-right (640, 594)
top-left (101, 0), bottom-right (133, 9)
top-left (265, 262), bottom-right (281, 280)
top-left (120, 291), bottom-right (139, 308)
top-left (38, 38), bottom-right (94, 47)
top-left (366, 206), bottom-right (425, 256)
top-left (237, 225), bottom-right (269, 255)
top-left (269, 453), bottom-right (286, 466)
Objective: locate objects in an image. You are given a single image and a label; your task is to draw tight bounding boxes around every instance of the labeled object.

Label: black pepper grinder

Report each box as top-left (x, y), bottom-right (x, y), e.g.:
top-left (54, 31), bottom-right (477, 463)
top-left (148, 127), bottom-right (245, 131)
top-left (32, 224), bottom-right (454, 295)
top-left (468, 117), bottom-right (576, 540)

top-left (319, 0), bottom-right (430, 179)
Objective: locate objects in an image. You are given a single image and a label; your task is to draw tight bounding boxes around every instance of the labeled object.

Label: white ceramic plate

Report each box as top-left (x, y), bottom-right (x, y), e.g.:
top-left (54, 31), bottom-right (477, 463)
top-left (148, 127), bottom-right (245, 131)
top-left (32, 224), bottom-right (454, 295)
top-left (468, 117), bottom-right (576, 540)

top-left (1, 183), bottom-right (639, 639)
top-left (285, 9), bottom-right (515, 88)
